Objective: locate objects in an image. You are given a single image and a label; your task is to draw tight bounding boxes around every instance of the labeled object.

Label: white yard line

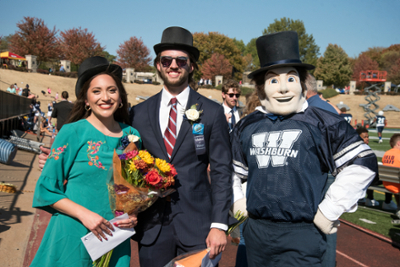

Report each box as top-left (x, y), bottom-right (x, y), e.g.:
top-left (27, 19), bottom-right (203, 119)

top-left (336, 250), bottom-right (369, 267)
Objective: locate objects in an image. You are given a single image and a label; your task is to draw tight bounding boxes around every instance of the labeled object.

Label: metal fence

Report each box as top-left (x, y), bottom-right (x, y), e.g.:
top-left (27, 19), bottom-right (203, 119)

top-left (0, 90), bottom-right (31, 137)
top-left (0, 90), bottom-right (31, 119)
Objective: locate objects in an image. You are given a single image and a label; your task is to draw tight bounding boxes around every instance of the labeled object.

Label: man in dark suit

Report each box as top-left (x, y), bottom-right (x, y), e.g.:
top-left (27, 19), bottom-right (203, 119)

top-left (221, 79), bottom-right (243, 131)
top-left (130, 26), bottom-right (232, 267)
top-left (51, 91), bottom-right (73, 132)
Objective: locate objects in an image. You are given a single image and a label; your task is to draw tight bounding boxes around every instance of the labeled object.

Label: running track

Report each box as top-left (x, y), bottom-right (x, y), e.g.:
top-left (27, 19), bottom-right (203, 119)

top-left (25, 209), bottom-right (400, 266)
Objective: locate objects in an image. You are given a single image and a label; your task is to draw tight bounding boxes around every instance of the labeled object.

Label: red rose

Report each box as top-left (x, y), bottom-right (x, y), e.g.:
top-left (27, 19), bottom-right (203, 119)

top-left (145, 170), bottom-right (162, 186)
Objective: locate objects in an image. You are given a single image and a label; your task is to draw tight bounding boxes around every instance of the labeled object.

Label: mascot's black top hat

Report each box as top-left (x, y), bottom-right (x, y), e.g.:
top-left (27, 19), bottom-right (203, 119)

top-left (154, 26), bottom-right (200, 61)
top-left (248, 31), bottom-right (314, 79)
top-left (75, 56), bottom-right (122, 97)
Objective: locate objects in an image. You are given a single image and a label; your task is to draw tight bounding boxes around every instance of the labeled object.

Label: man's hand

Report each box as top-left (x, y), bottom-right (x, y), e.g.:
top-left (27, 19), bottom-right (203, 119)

top-left (38, 146), bottom-right (51, 171)
top-left (206, 228), bottom-right (227, 259)
top-left (225, 113), bottom-right (232, 123)
top-left (313, 208), bottom-right (340, 235)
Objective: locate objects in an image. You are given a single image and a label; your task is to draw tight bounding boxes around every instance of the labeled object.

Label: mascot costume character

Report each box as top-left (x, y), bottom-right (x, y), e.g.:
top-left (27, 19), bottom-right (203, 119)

top-left (231, 31), bottom-right (378, 266)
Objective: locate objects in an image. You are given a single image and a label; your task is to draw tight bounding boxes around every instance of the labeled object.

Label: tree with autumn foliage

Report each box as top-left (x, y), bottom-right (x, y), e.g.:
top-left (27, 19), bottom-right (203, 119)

top-left (380, 47), bottom-right (400, 73)
top-left (351, 54), bottom-right (379, 87)
top-left (193, 32), bottom-right (245, 81)
top-left (201, 53), bottom-right (232, 82)
top-left (9, 17), bottom-right (60, 62)
top-left (244, 38), bottom-right (259, 71)
top-left (58, 27), bottom-right (104, 65)
top-left (389, 58), bottom-right (400, 85)
top-left (116, 37), bottom-right (152, 71)
top-left (359, 47), bottom-right (384, 66)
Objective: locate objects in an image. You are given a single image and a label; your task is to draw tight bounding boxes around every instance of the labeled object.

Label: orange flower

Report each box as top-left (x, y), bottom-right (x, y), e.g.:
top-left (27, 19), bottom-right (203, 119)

top-left (95, 155), bottom-right (99, 160)
top-left (134, 159), bottom-right (147, 170)
top-left (54, 156), bottom-right (59, 160)
top-left (88, 162), bottom-right (93, 166)
top-left (163, 176), bottom-right (175, 188)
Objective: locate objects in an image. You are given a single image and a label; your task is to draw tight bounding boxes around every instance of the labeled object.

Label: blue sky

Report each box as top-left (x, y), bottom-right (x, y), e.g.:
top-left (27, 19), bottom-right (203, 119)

top-left (1, 0), bottom-right (399, 60)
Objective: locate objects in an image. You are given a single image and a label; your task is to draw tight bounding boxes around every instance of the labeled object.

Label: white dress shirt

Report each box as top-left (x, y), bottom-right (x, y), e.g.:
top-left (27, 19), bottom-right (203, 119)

top-left (159, 87), bottom-right (189, 138)
top-left (159, 86), bottom-right (228, 231)
top-left (223, 103), bottom-right (240, 126)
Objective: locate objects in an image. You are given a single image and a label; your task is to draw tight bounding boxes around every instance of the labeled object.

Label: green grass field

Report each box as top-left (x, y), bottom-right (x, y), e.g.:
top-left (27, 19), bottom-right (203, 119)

top-left (339, 132), bottom-right (400, 242)
top-left (340, 191), bottom-right (400, 243)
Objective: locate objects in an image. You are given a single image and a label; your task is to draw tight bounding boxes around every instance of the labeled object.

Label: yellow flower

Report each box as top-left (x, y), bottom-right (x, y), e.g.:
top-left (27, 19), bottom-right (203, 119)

top-left (128, 161), bottom-right (137, 173)
top-left (155, 158), bottom-right (170, 173)
top-left (139, 150), bottom-right (154, 165)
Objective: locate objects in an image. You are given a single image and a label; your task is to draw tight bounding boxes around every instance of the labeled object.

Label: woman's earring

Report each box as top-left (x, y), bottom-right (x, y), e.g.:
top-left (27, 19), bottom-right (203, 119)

top-left (85, 105), bottom-right (91, 111)
top-left (119, 103), bottom-right (123, 109)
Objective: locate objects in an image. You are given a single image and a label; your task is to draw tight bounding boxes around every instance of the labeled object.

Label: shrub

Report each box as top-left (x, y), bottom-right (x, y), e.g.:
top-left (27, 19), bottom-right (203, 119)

top-left (152, 81), bottom-right (160, 85)
top-left (240, 86), bottom-right (255, 96)
top-left (320, 88), bottom-right (338, 99)
top-left (54, 71), bottom-right (68, 77)
top-left (68, 72), bottom-right (78, 78)
top-left (38, 62), bottom-right (48, 70)
top-left (134, 80), bottom-right (144, 84)
top-left (37, 69), bottom-right (50, 75)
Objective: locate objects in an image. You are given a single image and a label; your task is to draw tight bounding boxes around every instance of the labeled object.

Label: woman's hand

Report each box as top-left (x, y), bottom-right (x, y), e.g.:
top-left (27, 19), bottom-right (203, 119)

top-left (114, 213), bottom-right (138, 229)
top-left (80, 210), bottom-right (115, 241)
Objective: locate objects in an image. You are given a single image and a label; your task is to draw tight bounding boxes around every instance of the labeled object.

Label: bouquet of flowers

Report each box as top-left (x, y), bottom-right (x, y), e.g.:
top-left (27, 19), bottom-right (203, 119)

top-left (94, 135), bottom-right (177, 267)
top-left (108, 138), bottom-right (177, 216)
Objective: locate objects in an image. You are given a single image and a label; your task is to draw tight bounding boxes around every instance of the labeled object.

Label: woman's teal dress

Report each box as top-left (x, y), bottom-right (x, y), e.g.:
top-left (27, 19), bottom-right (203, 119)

top-left (31, 119), bottom-right (141, 267)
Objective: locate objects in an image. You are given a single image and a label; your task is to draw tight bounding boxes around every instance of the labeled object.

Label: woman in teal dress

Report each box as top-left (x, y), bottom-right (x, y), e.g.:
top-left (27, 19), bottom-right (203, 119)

top-left (31, 56), bottom-right (140, 267)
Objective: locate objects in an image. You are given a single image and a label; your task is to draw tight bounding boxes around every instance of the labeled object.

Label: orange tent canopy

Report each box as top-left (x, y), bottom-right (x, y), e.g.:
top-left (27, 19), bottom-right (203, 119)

top-left (0, 51), bottom-right (26, 61)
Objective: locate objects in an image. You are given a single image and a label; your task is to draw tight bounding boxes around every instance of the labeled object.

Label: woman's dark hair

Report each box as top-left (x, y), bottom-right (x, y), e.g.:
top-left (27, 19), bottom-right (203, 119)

top-left (252, 67), bottom-right (308, 100)
top-left (67, 71), bottom-right (130, 124)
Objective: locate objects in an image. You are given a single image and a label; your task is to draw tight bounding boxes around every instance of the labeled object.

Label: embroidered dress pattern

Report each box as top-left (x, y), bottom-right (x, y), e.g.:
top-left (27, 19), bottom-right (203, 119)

top-left (87, 141), bottom-right (106, 170)
top-left (48, 144), bottom-right (68, 160)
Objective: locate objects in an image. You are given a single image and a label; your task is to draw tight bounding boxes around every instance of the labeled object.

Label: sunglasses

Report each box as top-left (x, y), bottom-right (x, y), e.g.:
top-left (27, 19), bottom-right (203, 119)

top-left (227, 93), bottom-right (241, 98)
top-left (160, 56), bottom-right (188, 68)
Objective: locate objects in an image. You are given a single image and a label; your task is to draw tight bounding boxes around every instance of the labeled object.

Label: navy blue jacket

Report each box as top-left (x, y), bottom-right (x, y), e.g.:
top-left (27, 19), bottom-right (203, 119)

top-left (130, 88), bottom-right (232, 245)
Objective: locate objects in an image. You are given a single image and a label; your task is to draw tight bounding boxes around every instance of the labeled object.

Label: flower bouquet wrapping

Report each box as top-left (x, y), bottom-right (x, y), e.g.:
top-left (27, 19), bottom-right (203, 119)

top-left (164, 248), bottom-right (210, 267)
top-left (94, 136), bottom-right (177, 267)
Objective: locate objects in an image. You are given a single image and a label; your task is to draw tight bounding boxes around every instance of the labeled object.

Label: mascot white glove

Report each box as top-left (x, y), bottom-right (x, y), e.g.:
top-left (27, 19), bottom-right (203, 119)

top-left (313, 208), bottom-right (340, 235)
top-left (231, 197), bottom-right (248, 217)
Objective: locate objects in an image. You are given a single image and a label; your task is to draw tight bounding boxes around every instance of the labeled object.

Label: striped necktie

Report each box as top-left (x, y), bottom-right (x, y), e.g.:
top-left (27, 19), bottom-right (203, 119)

top-left (229, 107), bottom-right (236, 131)
top-left (164, 98), bottom-right (177, 159)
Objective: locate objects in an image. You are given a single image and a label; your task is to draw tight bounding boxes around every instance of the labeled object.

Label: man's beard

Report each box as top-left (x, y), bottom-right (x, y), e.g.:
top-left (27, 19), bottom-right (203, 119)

top-left (159, 69), bottom-right (190, 89)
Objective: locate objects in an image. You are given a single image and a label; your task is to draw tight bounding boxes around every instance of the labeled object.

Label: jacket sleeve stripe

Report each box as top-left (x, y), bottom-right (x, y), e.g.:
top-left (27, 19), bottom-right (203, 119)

top-left (334, 144), bottom-right (372, 168)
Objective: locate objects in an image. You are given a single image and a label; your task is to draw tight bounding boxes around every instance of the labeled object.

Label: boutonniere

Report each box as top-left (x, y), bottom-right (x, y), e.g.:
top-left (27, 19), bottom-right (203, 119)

top-left (119, 129), bottom-right (140, 150)
top-left (184, 104), bottom-right (203, 125)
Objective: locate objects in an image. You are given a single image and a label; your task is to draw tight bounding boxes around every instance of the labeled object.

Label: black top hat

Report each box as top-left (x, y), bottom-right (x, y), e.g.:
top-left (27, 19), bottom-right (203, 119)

top-left (154, 26), bottom-right (200, 61)
top-left (75, 56), bottom-right (122, 97)
top-left (248, 31), bottom-right (314, 79)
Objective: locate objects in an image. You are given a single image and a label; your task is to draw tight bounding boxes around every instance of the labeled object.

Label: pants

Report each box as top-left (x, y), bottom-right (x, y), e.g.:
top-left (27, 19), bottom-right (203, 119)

top-left (244, 218), bottom-right (326, 267)
top-left (235, 223), bottom-right (248, 267)
top-left (138, 218), bottom-right (206, 267)
top-left (321, 174), bottom-right (336, 267)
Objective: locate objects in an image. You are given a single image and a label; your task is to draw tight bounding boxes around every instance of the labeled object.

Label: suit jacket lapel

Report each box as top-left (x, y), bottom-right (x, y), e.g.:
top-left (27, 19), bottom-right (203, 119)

top-left (170, 88), bottom-right (202, 161)
top-left (148, 92), bottom-right (169, 159)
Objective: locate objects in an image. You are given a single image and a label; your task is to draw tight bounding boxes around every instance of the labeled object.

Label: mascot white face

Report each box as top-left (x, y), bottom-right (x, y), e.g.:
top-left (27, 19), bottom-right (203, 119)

top-left (260, 67), bottom-right (306, 115)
